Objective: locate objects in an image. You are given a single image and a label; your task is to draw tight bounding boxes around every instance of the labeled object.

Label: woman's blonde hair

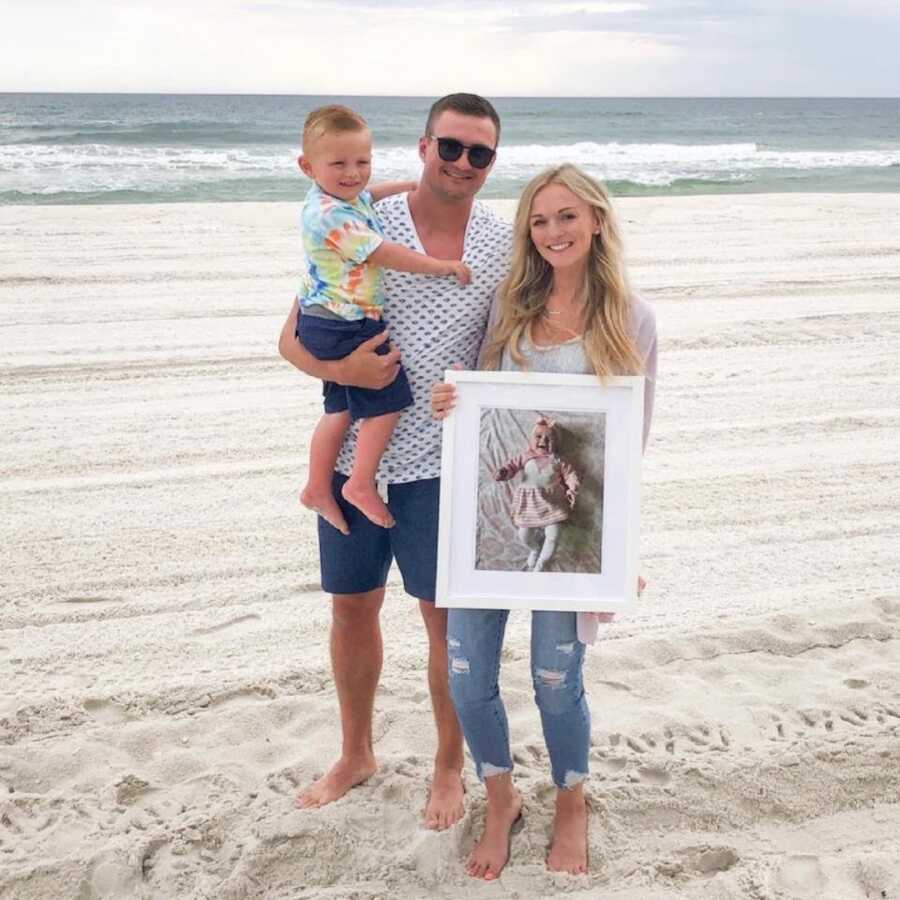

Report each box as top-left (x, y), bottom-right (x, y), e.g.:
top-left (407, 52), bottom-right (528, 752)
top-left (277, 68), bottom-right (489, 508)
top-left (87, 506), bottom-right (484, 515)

top-left (482, 164), bottom-right (643, 378)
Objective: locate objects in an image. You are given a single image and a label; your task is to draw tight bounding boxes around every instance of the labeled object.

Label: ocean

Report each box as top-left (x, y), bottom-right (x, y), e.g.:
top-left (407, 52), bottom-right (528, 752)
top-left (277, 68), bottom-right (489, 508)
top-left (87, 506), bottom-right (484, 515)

top-left (1, 94), bottom-right (899, 204)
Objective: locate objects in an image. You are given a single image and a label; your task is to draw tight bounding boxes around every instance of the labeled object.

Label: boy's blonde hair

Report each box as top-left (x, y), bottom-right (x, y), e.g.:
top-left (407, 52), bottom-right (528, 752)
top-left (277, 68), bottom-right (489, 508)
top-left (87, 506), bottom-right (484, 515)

top-left (481, 164), bottom-right (644, 379)
top-left (302, 105), bottom-right (369, 153)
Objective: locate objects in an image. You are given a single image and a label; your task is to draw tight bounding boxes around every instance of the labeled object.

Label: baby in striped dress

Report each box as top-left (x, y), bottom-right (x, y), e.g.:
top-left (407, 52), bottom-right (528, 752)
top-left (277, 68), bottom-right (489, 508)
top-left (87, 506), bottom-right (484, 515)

top-left (493, 415), bottom-right (580, 572)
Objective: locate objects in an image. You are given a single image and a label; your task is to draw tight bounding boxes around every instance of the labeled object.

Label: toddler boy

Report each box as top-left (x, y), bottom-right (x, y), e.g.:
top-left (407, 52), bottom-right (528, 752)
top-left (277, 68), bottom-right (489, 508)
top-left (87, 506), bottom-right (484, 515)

top-left (296, 105), bottom-right (470, 534)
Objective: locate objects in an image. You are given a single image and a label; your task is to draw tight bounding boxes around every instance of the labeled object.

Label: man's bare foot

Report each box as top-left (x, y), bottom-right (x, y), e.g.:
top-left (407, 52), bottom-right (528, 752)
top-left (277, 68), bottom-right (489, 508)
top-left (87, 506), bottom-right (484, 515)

top-left (466, 785), bottom-right (522, 881)
top-left (341, 479), bottom-right (394, 528)
top-left (546, 788), bottom-right (588, 875)
top-left (300, 485), bottom-right (349, 535)
top-left (294, 755), bottom-right (377, 809)
top-left (424, 767), bottom-right (465, 830)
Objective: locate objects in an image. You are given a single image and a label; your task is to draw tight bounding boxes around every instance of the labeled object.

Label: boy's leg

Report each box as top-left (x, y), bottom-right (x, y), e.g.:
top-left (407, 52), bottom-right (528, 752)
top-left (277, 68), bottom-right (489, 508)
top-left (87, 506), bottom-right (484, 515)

top-left (301, 410), bottom-right (351, 535)
top-left (341, 411), bottom-right (401, 528)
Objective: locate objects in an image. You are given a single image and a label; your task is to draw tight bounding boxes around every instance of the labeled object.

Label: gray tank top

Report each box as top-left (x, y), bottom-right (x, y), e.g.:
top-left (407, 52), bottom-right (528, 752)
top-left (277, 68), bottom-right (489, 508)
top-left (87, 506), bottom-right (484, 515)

top-left (499, 335), bottom-right (591, 375)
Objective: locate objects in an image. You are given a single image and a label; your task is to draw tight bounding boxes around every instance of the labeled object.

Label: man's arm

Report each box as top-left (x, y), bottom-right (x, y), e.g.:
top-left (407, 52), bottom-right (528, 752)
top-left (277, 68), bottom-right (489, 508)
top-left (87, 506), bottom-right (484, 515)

top-left (368, 180), bottom-right (417, 203)
top-left (277, 299), bottom-right (402, 390)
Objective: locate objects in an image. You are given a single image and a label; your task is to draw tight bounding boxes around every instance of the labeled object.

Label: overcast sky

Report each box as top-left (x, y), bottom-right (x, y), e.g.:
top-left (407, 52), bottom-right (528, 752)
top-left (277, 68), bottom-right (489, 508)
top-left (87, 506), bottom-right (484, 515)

top-left (2, 0), bottom-right (898, 96)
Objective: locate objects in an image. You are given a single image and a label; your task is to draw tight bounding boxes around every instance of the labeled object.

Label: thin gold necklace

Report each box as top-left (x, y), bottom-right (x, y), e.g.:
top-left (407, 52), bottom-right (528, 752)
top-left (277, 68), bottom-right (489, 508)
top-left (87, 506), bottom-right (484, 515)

top-left (540, 315), bottom-right (580, 340)
top-left (542, 289), bottom-right (582, 318)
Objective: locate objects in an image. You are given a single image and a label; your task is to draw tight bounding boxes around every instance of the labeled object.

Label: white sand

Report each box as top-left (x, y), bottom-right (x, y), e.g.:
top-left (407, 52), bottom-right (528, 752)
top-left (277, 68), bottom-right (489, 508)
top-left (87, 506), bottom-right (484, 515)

top-left (1, 194), bottom-right (899, 899)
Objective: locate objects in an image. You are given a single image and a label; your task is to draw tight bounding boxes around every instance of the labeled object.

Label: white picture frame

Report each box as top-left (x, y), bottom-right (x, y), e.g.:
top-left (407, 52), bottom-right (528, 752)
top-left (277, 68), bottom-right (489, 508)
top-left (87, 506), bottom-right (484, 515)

top-left (436, 370), bottom-right (644, 613)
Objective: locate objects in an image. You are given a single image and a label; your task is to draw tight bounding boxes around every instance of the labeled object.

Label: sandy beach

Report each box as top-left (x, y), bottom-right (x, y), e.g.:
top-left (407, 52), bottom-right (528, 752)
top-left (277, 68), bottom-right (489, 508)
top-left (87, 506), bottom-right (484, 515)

top-left (2, 194), bottom-right (899, 899)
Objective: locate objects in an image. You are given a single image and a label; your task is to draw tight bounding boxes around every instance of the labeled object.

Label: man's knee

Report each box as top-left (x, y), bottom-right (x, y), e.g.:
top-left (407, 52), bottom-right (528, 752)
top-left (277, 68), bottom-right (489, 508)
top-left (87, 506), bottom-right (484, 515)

top-left (418, 600), bottom-right (446, 635)
top-left (332, 589), bottom-right (384, 630)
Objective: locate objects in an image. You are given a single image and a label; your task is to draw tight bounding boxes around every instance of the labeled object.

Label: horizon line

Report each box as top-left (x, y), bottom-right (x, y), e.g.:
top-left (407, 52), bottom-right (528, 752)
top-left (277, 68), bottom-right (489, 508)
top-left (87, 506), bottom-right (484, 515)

top-left (2, 91), bottom-right (899, 101)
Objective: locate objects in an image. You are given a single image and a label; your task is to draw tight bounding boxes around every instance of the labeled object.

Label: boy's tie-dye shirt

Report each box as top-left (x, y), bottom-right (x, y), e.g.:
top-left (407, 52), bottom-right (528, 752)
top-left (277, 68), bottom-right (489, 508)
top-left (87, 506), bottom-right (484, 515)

top-left (297, 184), bottom-right (385, 320)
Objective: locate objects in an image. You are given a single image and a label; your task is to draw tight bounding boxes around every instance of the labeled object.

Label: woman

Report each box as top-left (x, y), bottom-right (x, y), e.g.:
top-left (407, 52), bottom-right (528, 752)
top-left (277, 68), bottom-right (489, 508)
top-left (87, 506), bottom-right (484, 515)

top-left (431, 164), bottom-right (657, 879)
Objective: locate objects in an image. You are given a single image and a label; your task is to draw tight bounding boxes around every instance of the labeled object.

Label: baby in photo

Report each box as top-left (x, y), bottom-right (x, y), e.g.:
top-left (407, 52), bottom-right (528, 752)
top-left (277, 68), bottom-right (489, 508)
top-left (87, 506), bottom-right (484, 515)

top-left (493, 415), bottom-right (580, 571)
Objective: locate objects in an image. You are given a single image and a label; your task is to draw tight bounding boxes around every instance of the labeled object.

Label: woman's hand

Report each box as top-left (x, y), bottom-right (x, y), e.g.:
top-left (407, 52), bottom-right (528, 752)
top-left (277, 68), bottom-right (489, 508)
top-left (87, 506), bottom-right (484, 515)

top-left (589, 576), bottom-right (646, 626)
top-left (430, 381), bottom-right (457, 419)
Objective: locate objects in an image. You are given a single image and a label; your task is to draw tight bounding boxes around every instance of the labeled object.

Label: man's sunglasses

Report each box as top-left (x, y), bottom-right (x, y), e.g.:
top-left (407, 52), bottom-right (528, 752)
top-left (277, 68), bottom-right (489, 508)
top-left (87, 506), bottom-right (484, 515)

top-left (428, 134), bottom-right (496, 170)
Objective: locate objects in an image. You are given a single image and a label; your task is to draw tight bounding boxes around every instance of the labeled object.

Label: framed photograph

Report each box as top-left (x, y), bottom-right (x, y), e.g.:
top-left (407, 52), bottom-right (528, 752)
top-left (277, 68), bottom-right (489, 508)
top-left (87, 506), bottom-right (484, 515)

top-left (435, 370), bottom-right (644, 613)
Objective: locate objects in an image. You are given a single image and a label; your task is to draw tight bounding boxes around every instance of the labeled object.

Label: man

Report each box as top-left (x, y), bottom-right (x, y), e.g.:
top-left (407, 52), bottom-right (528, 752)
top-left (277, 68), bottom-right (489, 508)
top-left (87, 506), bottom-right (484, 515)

top-left (278, 94), bottom-right (511, 830)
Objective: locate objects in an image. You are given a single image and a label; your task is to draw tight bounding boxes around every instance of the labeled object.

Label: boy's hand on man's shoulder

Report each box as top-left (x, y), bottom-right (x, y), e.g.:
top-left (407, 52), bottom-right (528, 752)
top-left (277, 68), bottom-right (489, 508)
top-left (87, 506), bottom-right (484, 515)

top-left (443, 261), bottom-right (472, 285)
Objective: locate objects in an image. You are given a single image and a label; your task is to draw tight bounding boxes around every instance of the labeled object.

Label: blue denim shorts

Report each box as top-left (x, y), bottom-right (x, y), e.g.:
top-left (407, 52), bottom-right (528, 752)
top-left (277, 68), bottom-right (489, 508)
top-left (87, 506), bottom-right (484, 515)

top-left (318, 471), bottom-right (440, 602)
top-left (297, 311), bottom-right (413, 421)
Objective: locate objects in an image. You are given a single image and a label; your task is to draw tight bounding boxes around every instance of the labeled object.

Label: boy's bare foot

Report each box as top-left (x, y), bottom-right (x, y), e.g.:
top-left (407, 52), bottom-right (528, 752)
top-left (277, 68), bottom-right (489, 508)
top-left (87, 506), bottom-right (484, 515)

top-left (424, 767), bottom-right (465, 830)
top-left (466, 787), bottom-right (522, 880)
top-left (341, 479), bottom-right (395, 528)
top-left (300, 485), bottom-right (349, 535)
top-left (295, 754), bottom-right (377, 809)
top-left (546, 788), bottom-right (588, 875)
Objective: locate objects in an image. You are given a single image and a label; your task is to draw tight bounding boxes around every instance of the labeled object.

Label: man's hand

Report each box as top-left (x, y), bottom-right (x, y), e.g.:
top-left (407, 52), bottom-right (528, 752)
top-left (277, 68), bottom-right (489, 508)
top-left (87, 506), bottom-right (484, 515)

top-left (278, 300), bottom-right (400, 389)
top-left (341, 331), bottom-right (401, 390)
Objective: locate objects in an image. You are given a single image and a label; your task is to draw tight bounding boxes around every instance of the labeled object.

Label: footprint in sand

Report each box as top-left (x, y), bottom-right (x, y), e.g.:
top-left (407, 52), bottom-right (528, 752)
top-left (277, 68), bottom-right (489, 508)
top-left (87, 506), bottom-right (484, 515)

top-left (523, 742), bottom-right (545, 761)
top-left (838, 708), bottom-right (868, 726)
top-left (83, 698), bottom-right (129, 724)
top-left (675, 723), bottom-right (731, 752)
top-left (686, 724), bottom-right (713, 747)
top-left (0, 796), bottom-right (65, 842)
top-left (378, 779), bottom-right (404, 802)
top-left (769, 715), bottom-right (789, 740)
top-left (594, 756), bottom-right (628, 775)
top-left (614, 723), bottom-right (732, 757)
top-left (774, 854), bottom-right (826, 896)
top-left (853, 855), bottom-right (897, 898)
top-left (625, 736), bottom-right (650, 754)
top-left (678, 845), bottom-right (739, 874)
top-left (664, 727), bottom-right (676, 754)
top-left (637, 766), bottom-right (671, 786)
top-left (873, 595), bottom-right (900, 621)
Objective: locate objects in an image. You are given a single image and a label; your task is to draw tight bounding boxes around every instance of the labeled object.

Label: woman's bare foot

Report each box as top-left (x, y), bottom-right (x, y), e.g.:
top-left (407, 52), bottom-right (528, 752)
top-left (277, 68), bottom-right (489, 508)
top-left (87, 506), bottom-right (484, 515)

top-left (295, 754), bottom-right (377, 809)
top-left (546, 787), bottom-right (588, 875)
top-left (341, 478), bottom-right (394, 528)
top-left (300, 485), bottom-right (349, 535)
top-left (424, 767), bottom-right (466, 830)
top-left (466, 776), bottom-right (522, 881)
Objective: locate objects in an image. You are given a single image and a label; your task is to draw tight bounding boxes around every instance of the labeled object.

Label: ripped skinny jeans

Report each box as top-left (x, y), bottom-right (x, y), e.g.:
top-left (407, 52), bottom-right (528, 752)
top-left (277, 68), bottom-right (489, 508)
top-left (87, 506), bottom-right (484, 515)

top-left (447, 608), bottom-right (590, 790)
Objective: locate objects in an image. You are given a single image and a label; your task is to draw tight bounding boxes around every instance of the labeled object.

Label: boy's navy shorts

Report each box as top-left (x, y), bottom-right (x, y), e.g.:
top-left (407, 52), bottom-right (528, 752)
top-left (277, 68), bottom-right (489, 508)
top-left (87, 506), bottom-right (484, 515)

top-left (297, 310), bottom-right (413, 421)
top-left (318, 472), bottom-right (440, 602)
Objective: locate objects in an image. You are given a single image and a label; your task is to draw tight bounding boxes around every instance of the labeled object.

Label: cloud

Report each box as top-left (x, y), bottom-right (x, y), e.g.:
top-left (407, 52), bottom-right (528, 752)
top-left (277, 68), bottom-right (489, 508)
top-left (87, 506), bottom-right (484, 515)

top-left (0, 0), bottom-right (897, 95)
